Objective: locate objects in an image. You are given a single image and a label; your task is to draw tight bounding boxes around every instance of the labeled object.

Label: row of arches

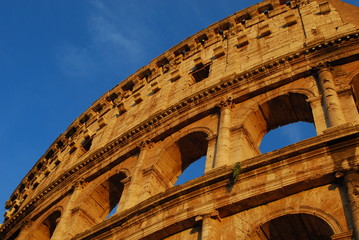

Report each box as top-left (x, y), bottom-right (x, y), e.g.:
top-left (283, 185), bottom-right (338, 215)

top-left (23, 69), bottom-right (359, 239)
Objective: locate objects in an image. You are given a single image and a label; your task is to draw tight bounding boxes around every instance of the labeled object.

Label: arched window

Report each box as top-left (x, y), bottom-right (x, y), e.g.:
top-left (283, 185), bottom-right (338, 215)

top-left (242, 93), bottom-right (315, 156)
top-left (246, 213), bottom-right (334, 239)
top-left (175, 156), bottom-right (206, 185)
top-left (158, 131), bottom-right (209, 186)
top-left (72, 172), bottom-right (126, 232)
top-left (30, 210), bottom-right (61, 240)
top-left (259, 122), bottom-right (316, 153)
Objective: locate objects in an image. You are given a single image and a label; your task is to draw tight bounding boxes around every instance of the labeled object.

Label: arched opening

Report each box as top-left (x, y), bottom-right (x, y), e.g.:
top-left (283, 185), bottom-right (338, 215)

top-left (30, 210), bottom-right (61, 240)
top-left (175, 156), bottom-right (206, 185)
top-left (73, 172), bottom-right (126, 232)
top-left (242, 93), bottom-right (315, 156)
top-left (246, 213), bottom-right (334, 239)
top-left (259, 122), bottom-right (316, 153)
top-left (158, 131), bottom-right (208, 186)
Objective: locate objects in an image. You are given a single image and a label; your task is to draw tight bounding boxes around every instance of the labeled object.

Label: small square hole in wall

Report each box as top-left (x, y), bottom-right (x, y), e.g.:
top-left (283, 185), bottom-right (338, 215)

top-left (156, 57), bottom-right (170, 73)
top-left (258, 4), bottom-right (273, 15)
top-left (279, 0), bottom-right (291, 5)
top-left (235, 13), bottom-right (252, 24)
top-left (69, 146), bottom-right (77, 155)
top-left (106, 92), bottom-right (119, 102)
top-left (92, 103), bottom-right (103, 114)
top-left (45, 149), bottom-right (55, 160)
top-left (196, 34), bottom-right (209, 45)
top-left (191, 63), bottom-right (211, 82)
top-left (117, 103), bottom-right (126, 115)
top-left (80, 114), bottom-right (90, 124)
top-left (133, 93), bottom-right (143, 104)
top-left (214, 22), bottom-right (231, 36)
top-left (319, 2), bottom-right (331, 14)
top-left (98, 118), bottom-right (107, 129)
top-left (57, 140), bottom-right (64, 149)
top-left (66, 126), bottom-right (77, 139)
top-left (237, 35), bottom-right (249, 48)
top-left (81, 135), bottom-right (92, 152)
top-left (138, 68), bottom-right (152, 81)
top-left (170, 70), bottom-right (181, 82)
top-left (121, 80), bottom-right (136, 92)
top-left (156, 57), bottom-right (169, 68)
top-left (151, 81), bottom-right (161, 93)
top-left (174, 45), bottom-right (190, 57)
top-left (285, 14), bottom-right (297, 27)
top-left (258, 25), bottom-right (271, 38)
top-left (213, 46), bottom-right (225, 59)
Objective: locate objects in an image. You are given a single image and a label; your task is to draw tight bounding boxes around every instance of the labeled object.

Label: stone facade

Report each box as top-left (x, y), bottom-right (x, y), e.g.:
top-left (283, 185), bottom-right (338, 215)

top-left (1, 0), bottom-right (359, 239)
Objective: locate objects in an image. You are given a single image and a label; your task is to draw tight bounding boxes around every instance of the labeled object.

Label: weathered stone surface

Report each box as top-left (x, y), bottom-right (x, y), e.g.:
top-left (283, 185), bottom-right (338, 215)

top-left (1, 0), bottom-right (359, 239)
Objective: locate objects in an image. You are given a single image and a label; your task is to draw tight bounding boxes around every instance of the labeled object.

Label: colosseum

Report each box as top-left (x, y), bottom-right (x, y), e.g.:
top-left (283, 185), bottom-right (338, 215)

top-left (1, 0), bottom-right (359, 239)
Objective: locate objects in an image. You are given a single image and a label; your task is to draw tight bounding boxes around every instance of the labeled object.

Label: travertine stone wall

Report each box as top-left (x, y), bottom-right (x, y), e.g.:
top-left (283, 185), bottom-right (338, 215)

top-left (1, 0), bottom-right (359, 239)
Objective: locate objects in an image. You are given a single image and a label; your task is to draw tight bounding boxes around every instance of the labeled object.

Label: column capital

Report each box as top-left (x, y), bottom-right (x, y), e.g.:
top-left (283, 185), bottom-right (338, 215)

top-left (312, 61), bottom-right (333, 74)
top-left (21, 218), bottom-right (32, 229)
top-left (217, 97), bottom-right (234, 110)
top-left (139, 139), bottom-right (153, 150)
top-left (72, 178), bottom-right (86, 190)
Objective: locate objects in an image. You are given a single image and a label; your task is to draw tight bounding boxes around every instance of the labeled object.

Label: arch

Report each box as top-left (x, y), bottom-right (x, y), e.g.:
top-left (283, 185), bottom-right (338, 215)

top-left (245, 213), bottom-right (334, 239)
top-left (156, 129), bottom-right (211, 186)
top-left (71, 172), bottom-right (127, 233)
top-left (28, 209), bottom-right (62, 240)
top-left (244, 206), bottom-right (344, 239)
top-left (240, 92), bottom-right (315, 151)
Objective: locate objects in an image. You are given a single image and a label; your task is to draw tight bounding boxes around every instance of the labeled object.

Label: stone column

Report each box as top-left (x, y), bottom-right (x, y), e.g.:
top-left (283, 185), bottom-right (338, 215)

top-left (51, 180), bottom-right (86, 240)
top-left (344, 171), bottom-right (359, 239)
top-left (117, 140), bottom-right (152, 211)
top-left (316, 63), bottom-right (346, 127)
top-left (205, 135), bottom-right (217, 172)
top-left (215, 98), bottom-right (233, 168)
top-left (196, 212), bottom-right (221, 240)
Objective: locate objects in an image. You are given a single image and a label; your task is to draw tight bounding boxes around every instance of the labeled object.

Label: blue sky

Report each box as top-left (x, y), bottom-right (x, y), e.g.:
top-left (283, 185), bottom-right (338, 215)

top-left (0, 0), bottom-right (357, 223)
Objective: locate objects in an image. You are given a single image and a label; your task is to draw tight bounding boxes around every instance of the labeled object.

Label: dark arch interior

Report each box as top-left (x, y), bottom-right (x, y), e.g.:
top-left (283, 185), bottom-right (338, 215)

top-left (259, 93), bottom-right (314, 130)
top-left (72, 172), bottom-right (126, 232)
top-left (30, 210), bottom-right (62, 240)
top-left (177, 131), bottom-right (208, 172)
top-left (244, 93), bottom-right (315, 152)
top-left (247, 213), bottom-right (334, 240)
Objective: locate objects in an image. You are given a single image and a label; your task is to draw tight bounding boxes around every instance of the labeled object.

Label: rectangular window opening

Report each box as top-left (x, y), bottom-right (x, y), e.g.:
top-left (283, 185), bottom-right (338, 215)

top-left (121, 80), bottom-right (136, 92)
top-left (258, 4), bottom-right (273, 14)
top-left (195, 34), bottom-right (209, 45)
top-left (191, 63), bottom-right (211, 82)
top-left (235, 13), bottom-right (252, 24)
top-left (65, 127), bottom-right (77, 139)
top-left (174, 45), bottom-right (190, 57)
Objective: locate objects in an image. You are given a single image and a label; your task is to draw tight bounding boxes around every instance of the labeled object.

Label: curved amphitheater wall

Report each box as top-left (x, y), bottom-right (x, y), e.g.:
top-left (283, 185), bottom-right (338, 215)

top-left (1, 0), bottom-right (359, 239)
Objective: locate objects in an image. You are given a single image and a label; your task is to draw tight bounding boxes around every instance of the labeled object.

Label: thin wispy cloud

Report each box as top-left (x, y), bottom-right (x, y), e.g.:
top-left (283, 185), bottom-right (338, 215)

top-left (56, 45), bottom-right (96, 80)
top-left (55, 1), bottom-right (150, 82)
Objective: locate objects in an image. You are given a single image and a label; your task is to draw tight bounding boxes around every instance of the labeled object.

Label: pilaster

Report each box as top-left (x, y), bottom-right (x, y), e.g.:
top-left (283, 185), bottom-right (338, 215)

top-left (196, 211), bottom-right (221, 240)
top-left (16, 219), bottom-right (32, 240)
top-left (118, 140), bottom-right (153, 210)
top-left (52, 179), bottom-right (86, 240)
top-left (214, 97), bottom-right (233, 168)
top-left (315, 63), bottom-right (346, 128)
